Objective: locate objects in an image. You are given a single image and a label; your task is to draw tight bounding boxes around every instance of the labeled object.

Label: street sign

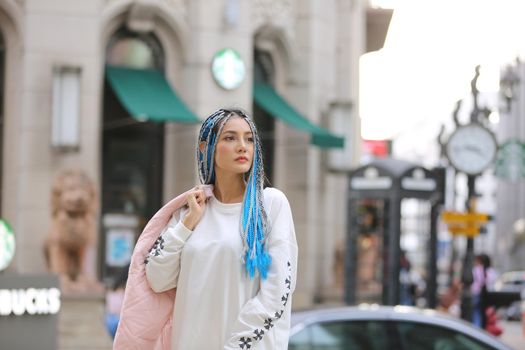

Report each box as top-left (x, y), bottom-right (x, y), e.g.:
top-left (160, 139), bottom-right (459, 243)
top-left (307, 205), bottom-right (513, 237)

top-left (442, 211), bottom-right (489, 223)
top-left (441, 210), bottom-right (490, 237)
top-left (0, 274), bottom-right (59, 350)
top-left (447, 225), bottom-right (481, 237)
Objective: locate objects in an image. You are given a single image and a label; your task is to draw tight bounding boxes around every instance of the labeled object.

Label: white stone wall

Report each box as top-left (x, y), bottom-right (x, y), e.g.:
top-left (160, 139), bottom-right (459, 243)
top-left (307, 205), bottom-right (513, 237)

top-left (2, 0), bottom-right (105, 273)
top-left (1, 0), bottom-right (25, 272)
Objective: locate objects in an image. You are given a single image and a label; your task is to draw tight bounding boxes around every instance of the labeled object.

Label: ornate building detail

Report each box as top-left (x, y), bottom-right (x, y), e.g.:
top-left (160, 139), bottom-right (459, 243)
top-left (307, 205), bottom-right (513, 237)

top-left (165, 0), bottom-right (188, 18)
top-left (252, 0), bottom-right (294, 40)
top-left (106, 0), bottom-right (189, 19)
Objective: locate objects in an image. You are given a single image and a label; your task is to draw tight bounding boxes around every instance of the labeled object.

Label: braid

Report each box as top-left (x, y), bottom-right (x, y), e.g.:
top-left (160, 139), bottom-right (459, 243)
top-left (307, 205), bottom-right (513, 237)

top-left (197, 108), bottom-right (271, 279)
top-left (197, 109), bottom-right (231, 184)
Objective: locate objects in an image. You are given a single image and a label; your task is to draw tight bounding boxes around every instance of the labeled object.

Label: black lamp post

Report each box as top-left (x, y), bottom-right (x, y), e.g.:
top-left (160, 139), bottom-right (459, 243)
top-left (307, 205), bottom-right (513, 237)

top-left (460, 67), bottom-right (482, 322)
top-left (445, 66), bottom-right (498, 322)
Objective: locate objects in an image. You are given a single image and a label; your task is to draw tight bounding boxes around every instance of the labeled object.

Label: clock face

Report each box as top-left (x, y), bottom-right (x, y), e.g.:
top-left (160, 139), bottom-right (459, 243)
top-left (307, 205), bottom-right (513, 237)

top-left (211, 48), bottom-right (245, 90)
top-left (446, 123), bottom-right (498, 175)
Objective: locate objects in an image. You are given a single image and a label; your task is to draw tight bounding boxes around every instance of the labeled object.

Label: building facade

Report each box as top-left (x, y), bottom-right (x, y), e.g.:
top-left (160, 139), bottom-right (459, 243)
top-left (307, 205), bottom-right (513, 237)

top-left (495, 60), bottom-right (525, 272)
top-left (0, 0), bottom-right (396, 347)
top-left (0, 0), bottom-right (393, 315)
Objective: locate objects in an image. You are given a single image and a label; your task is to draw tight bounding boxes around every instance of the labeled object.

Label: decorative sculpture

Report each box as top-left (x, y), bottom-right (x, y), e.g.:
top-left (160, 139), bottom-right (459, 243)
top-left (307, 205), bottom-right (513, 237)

top-left (44, 169), bottom-right (99, 292)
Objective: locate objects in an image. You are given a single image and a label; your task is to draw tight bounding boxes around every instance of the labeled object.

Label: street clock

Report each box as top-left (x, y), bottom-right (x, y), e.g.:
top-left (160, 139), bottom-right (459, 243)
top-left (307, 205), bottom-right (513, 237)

top-left (446, 122), bottom-right (498, 175)
top-left (211, 48), bottom-right (245, 90)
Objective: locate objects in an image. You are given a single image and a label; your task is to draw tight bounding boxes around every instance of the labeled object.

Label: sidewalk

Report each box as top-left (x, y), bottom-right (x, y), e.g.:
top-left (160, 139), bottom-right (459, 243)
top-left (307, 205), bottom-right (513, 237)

top-left (499, 320), bottom-right (523, 350)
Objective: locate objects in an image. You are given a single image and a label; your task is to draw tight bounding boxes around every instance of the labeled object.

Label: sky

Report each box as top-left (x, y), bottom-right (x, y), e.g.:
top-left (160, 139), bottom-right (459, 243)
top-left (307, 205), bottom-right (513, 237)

top-left (360, 0), bottom-right (525, 164)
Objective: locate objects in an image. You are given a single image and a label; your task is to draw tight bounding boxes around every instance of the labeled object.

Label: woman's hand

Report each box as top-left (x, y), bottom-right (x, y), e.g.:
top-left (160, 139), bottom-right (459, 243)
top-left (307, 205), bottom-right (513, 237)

top-left (182, 186), bottom-right (207, 230)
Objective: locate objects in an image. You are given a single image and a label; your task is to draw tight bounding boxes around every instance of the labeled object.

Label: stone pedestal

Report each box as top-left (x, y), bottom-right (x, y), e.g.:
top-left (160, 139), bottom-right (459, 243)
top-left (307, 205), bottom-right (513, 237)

top-left (58, 292), bottom-right (113, 350)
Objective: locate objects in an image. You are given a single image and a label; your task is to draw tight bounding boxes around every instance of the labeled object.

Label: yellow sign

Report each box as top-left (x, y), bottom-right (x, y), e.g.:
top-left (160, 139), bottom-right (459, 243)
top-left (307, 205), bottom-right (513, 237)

top-left (447, 225), bottom-right (481, 237)
top-left (441, 211), bottom-right (490, 223)
top-left (441, 210), bottom-right (490, 237)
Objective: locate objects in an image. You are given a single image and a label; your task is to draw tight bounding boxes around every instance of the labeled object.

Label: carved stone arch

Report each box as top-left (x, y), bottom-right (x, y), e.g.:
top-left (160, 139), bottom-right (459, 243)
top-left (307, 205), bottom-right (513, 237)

top-left (101, 0), bottom-right (189, 71)
top-left (253, 25), bottom-right (293, 89)
top-left (0, 0), bottom-right (23, 40)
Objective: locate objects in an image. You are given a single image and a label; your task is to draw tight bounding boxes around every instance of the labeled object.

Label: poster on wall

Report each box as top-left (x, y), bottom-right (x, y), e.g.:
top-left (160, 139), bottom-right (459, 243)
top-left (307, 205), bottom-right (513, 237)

top-left (106, 228), bottom-right (134, 267)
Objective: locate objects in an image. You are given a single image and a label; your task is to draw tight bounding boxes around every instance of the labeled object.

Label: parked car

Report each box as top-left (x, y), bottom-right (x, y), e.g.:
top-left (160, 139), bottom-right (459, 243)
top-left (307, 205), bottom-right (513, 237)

top-left (494, 271), bottom-right (525, 293)
top-left (289, 304), bottom-right (513, 350)
top-left (493, 270), bottom-right (525, 321)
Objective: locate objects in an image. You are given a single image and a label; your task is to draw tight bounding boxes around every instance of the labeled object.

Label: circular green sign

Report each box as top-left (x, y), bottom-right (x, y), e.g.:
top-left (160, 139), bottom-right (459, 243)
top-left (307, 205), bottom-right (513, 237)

top-left (0, 219), bottom-right (15, 271)
top-left (211, 48), bottom-right (246, 90)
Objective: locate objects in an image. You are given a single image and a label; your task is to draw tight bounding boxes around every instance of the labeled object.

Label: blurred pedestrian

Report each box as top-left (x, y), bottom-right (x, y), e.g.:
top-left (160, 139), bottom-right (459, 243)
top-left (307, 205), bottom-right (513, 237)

top-left (114, 108), bottom-right (298, 350)
top-left (484, 306), bottom-right (503, 336)
top-left (104, 266), bottom-right (127, 339)
top-left (439, 278), bottom-right (462, 317)
top-left (399, 250), bottom-right (415, 306)
top-left (471, 254), bottom-right (497, 328)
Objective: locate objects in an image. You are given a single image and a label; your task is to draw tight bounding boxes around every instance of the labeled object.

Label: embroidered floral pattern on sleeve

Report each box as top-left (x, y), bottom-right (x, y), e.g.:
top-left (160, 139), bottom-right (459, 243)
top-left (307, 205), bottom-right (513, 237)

top-left (237, 260), bottom-right (293, 349)
top-left (144, 235), bottom-right (165, 265)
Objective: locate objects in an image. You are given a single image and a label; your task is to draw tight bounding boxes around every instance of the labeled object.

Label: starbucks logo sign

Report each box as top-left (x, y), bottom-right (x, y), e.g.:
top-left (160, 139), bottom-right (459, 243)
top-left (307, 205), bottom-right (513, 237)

top-left (0, 220), bottom-right (15, 271)
top-left (211, 48), bottom-right (246, 90)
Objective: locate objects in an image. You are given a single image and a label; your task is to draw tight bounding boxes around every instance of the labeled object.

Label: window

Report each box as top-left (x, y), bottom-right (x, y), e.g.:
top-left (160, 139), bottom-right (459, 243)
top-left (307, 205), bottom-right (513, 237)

top-left (288, 321), bottom-right (389, 350)
top-left (395, 321), bottom-right (495, 350)
top-left (101, 28), bottom-right (166, 280)
top-left (106, 28), bottom-right (163, 69)
top-left (253, 49), bottom-right (275, 184)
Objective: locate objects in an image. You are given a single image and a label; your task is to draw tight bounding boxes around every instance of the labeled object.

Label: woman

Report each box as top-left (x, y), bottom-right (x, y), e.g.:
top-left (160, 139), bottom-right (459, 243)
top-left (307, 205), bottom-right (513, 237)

top-left (471, 253), bottom-right (496, 328)
top-left (142, 108), bottom-right (297, 349)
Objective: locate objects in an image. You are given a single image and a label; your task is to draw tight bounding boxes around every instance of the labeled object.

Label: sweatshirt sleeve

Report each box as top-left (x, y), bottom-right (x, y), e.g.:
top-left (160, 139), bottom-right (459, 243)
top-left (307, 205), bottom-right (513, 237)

top-left (145, 209), bottom-right (193, 293)
top-left (224, 189), bottom-right (298, 350)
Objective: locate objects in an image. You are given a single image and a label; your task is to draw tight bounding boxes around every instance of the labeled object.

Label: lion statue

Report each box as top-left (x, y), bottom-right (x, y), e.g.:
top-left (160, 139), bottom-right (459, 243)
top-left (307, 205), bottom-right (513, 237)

top-left (44, 169), bottom-right (98, 290)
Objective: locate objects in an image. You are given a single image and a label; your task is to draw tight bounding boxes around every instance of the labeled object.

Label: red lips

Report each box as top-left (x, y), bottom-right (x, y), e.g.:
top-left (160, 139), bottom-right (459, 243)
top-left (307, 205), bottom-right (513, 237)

top-left (235, 156), bottom-right (249, 162)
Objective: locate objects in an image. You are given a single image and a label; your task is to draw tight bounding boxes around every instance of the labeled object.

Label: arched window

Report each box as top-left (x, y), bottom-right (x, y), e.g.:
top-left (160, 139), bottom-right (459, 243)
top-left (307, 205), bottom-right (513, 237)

top-left (101, 28), bottom-right (166, 278)
top-left (253, 49), bottom-right (275, 184)
top-left (106, 27), bottom-right (164, 70)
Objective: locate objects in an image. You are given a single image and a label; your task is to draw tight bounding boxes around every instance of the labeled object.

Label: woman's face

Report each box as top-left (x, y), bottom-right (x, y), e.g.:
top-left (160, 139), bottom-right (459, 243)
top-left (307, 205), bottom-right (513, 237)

top-left (214, 116), bottom-right (254, 177)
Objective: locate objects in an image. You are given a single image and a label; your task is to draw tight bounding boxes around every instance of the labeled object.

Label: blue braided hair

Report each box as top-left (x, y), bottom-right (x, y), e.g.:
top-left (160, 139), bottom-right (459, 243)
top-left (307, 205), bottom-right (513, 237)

top-left (197, 108), bottom-right (271, 279)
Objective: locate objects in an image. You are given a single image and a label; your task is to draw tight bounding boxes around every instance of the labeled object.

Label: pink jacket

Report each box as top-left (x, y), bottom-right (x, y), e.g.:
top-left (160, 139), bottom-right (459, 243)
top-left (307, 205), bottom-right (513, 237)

top-left (113, 185), bottom-right (214, 350)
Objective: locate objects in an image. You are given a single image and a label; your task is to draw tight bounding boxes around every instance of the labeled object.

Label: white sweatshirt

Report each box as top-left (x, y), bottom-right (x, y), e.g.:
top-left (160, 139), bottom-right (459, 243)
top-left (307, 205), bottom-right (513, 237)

top-left (145, 187), bottom-right (298, 350)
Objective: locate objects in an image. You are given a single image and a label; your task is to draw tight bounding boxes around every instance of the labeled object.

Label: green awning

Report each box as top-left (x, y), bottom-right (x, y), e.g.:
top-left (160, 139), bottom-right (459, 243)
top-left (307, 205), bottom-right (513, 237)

top-left (253, 82), bottom-right (345, 148)
top-left (105, 65), bottom-right (199, 123)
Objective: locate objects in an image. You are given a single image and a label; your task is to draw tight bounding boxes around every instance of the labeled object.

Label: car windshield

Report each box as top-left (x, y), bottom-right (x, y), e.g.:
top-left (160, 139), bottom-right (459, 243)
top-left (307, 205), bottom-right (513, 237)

top-left (494, 271), bottom-right (525, 291)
